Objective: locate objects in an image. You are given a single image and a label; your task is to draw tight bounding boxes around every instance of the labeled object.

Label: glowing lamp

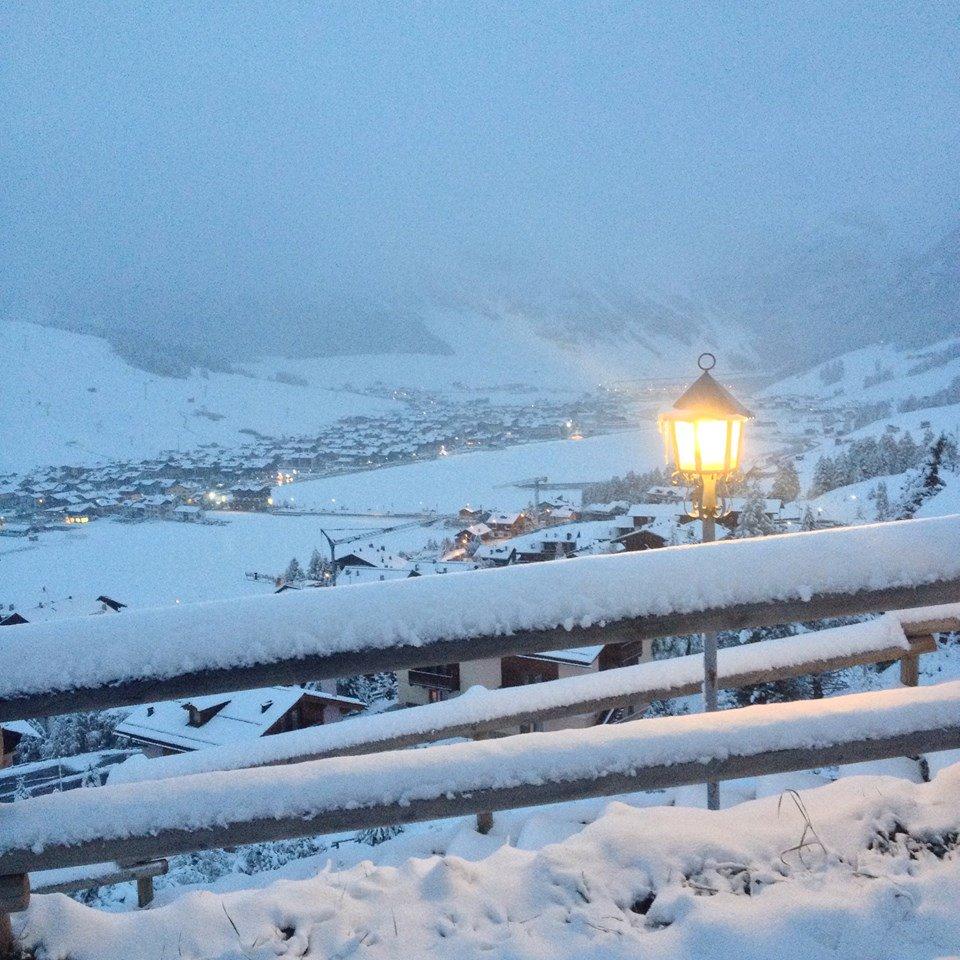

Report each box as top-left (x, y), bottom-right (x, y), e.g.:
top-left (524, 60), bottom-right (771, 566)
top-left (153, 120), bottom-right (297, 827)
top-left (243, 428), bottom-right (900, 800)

top-left (658, 354), bottom-right (753, 481)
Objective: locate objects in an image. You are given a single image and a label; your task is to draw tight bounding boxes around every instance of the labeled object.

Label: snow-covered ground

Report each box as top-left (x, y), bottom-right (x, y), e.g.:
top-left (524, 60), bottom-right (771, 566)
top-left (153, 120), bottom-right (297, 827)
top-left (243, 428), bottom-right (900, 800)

top-left (273, 428), bottom-right (662, 514)
top-left (20, 760), bottom-right (960, 960)
top-left (0, 512), bottom-right (449, 611)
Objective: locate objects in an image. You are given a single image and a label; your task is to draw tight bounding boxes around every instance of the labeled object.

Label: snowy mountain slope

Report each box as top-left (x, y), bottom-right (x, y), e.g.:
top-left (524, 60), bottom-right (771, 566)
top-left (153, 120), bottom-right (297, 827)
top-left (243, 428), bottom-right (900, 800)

top-left (0, 320), bottom-right (400, 472)
top-left (250, 300), bottom-right (757, 394)
top-left (762, 336), bottom-right (960, 408)
top-left (3, 295), bottom-right (752, 473)
top-left (876, 225), bottom-right (960, 347)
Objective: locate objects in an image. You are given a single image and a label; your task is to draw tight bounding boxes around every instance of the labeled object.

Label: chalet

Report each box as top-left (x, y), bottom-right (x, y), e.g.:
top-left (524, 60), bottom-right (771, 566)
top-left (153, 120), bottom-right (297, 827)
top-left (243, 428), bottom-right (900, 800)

top-left (115, 686), bottom-right (364, 756)
top-left (229, 484), bottom-right (274, 511)
top-left (173, 504), bottom-right (205, 522)
top-left (64, 504), bottom-right (97, 524)
top-left (0, 721), bottom-right (42, 769)
top-left (486, 511), bottom-right (527, 536)
top-left (458, 506), bottom-right (489, 524)
top-left (0, 523), bottom-right (32, 538)
top-left (398, 638), bottom-right (649, 732)
top-left (455, 523), bottom-right (493, 546)
top-left (644, 485), bottom-right (685, 504)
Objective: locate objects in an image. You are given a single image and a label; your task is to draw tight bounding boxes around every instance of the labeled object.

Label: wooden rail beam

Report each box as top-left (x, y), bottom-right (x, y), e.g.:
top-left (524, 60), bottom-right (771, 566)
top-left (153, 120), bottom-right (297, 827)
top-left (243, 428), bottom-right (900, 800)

top-left (2, 682), bottom-right (960, 881)
top-left (1, 579), bottom-right (957, 723)
top-left (31, 859), bottom-right (167, 899)
top-left (3, 723), bottom-right (959, 886)
top-left (219, 635), bottom-right (942, 769)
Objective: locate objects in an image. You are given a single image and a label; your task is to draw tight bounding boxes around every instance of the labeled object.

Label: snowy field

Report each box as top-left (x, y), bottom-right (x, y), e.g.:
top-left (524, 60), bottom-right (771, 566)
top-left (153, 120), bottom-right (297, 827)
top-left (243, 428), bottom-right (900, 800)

top-left (273, 428), bottom-right (663, 514)
top-left (0, 428), bottom-right (668, 611)
top-left (0, 512), bottom-right (445, 611)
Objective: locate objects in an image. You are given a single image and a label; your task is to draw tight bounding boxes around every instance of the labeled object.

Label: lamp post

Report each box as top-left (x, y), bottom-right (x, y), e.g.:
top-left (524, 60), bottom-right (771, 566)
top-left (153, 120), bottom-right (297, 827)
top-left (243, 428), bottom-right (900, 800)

top-left (659, 353), bottom-right (753, 810)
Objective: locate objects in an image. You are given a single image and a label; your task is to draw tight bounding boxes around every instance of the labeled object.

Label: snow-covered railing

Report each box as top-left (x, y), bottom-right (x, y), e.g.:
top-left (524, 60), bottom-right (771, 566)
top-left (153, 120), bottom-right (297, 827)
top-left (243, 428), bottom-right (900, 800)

top-left (109, 616), bottom-right (938, 785)
top-left (3, 516), bottom-right (960, 721)
top-left (3, 680), bottom-right (960, 896)
top-left (31, 859), bottom-right (166, 907)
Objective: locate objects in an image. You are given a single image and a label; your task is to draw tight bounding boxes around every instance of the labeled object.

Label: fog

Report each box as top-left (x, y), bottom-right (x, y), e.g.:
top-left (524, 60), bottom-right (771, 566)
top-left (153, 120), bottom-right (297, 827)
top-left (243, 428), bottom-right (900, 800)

top-left (2, 3), bottom-right (958, 361)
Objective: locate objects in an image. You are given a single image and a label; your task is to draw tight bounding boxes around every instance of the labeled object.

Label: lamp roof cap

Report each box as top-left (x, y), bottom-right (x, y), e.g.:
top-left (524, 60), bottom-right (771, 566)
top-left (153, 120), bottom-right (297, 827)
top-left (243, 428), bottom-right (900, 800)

top-left (668, 369), bottom-right (754, 419)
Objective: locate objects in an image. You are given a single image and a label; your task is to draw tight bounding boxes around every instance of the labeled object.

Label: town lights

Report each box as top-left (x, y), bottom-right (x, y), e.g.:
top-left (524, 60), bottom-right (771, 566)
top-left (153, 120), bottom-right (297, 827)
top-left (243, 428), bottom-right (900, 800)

top-left (658, 353), bottom-right (753, 812)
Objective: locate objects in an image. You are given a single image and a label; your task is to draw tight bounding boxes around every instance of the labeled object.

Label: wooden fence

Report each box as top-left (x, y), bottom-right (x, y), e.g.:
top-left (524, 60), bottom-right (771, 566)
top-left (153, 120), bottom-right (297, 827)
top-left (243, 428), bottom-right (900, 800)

top-left (1, 518), bottom-right (959, 952)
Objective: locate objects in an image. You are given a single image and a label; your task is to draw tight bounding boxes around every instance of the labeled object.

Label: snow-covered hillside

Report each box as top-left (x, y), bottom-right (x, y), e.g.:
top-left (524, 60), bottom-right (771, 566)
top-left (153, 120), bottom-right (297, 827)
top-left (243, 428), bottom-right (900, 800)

top-left (248, 302), bottom-right (755, 394)
top-left (0, 321), bottom-right (399, 472)
top-left (2, 300), bottom-right (754, 474)
top-left (764, 337), bottom-right (960, 410)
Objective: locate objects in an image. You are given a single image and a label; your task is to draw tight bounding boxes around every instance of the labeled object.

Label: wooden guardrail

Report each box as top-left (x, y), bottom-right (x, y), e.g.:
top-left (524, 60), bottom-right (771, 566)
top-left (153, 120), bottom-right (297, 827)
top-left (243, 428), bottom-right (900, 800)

top-left (2, 518), bottom-right (959, 952)
top-left (1, 516), bottom-right (959, 721)
top-left (31, 859), bottom-right (167, 907)
top-left (109, 615), bottom-right (940, 785)
top-left (2, 680), bottom-right (959, 893)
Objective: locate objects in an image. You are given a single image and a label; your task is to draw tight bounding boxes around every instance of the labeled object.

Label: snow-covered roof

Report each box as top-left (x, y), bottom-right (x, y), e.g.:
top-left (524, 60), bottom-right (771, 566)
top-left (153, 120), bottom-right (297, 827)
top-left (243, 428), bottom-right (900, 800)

top-left (626, 503), bottom-right (688, 520)
top-left (2, 596), bottom-right (124, 624)
top-left (488, 511), bottom-right (524, 525)
top-left (338, 566), bottom-right (413, 585)
top-left (530, 644), bottom-right (604, 666)
top-left (115, 686), bottom-right (360, 752)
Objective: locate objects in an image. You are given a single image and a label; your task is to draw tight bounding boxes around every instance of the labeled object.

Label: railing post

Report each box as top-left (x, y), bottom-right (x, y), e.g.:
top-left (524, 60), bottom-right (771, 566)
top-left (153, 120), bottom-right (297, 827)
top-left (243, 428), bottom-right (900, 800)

top-left (0, 874), bottom-right (29, 957)
top-left (136, 875), bottom-right (154, 908)
top-left (900, 647), bottom-right (922, 688)
top-left (472, 730), bottom-right (494, 834)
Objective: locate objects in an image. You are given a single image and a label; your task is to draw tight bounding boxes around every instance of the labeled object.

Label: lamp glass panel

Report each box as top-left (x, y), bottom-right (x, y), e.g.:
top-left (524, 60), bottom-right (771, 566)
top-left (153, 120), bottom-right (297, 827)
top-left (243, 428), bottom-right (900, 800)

top-left (728, 419), bottom-right (742, 470)
top-left (694, 419), bottom-right (731, 474)
top-left (672, 420), bottom-right (698, 473)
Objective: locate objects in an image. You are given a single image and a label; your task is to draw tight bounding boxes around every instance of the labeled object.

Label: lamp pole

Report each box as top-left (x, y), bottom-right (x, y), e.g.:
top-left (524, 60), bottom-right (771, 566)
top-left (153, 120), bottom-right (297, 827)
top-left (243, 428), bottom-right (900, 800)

top-left (700, 473), bottom-right (720, 811)
top-left (658, 353), bottom-right (753, 814)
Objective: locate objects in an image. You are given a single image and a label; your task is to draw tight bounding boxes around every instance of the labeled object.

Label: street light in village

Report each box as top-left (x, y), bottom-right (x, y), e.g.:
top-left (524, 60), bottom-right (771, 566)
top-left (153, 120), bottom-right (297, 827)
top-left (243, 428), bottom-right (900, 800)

top-left (659, 353), bottom-right (753, 810)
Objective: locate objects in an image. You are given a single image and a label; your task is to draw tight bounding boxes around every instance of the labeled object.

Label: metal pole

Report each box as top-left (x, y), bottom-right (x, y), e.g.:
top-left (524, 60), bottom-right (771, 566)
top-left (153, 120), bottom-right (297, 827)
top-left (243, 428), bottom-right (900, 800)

top-left (701, 474), bottom-right (720, 811)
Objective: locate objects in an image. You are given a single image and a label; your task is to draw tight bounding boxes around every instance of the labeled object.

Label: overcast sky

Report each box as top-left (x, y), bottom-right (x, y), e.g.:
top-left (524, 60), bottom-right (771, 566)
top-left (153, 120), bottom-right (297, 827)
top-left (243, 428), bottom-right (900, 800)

top-left (2, 2), bottom-right (958, 331)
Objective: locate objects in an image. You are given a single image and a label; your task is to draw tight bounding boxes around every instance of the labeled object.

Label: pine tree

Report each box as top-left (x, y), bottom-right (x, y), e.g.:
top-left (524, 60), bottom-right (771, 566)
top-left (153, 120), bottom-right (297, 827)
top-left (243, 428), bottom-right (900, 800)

top-left (733, 488), bottom-right (776, 538)
top-left (770, 461), bottom-right (801, 503)
top-left (355, 824), bottom-right (403, 846)
top-left (897, 432), bottom-right (920, 472)
top-left (306, 548), bottom-right (325, 581)
top-left (898, 434), bottom-right (949, 518)
top-left (800, 505), bottom-right (817, 531)
top-left (284, 557), bottom-right (305, 582)
top-left (873, 480), bottom-right (891, 521)
top-left (809, 457), bottom-right (837, 497)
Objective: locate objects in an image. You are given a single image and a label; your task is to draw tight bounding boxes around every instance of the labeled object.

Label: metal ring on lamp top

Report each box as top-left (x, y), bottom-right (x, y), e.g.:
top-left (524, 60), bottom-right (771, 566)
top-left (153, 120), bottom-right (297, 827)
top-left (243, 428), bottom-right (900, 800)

top-left (698, 352), bottom-right (716, 371)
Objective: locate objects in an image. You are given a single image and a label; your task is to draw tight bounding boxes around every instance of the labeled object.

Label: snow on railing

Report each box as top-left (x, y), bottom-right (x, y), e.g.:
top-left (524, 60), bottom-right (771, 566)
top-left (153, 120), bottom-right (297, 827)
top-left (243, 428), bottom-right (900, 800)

top-left (4, 679), bottom-right (960, 879)
top-left (109, 615), bottom-right (931, 785)
top-left (3, 516), bottom-right (960, 720)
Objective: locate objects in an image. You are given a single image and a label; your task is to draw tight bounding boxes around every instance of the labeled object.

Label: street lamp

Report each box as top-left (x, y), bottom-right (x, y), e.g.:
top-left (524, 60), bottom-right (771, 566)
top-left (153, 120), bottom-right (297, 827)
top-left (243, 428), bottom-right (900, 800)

top-left (658, 353), bottom-right (753, 811)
